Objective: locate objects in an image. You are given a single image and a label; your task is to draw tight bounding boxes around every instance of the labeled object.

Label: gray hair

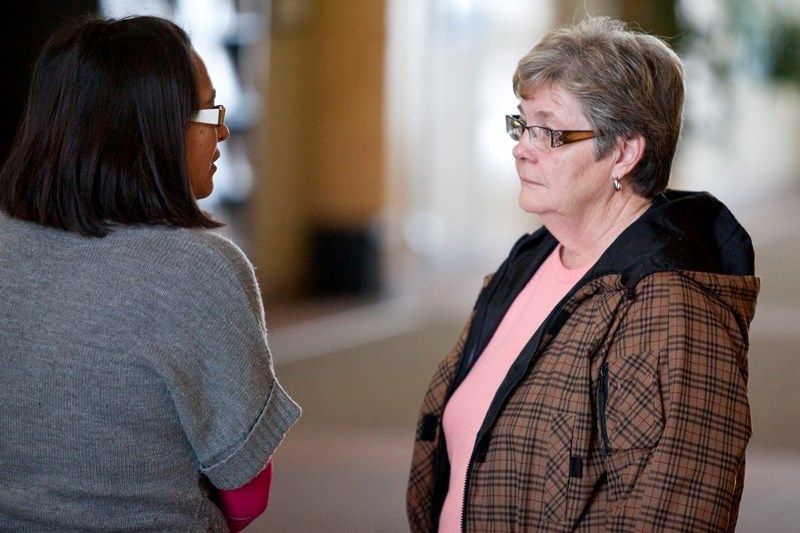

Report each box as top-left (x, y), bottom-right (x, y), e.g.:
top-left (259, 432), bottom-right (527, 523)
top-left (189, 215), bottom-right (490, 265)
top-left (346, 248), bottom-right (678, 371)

top-left (513, 16), bottom-right (685, 197)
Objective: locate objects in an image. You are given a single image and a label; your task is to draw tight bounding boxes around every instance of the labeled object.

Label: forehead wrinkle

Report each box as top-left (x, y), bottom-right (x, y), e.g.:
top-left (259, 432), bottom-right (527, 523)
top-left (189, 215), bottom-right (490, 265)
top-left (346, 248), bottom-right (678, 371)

top-left (518, 105), bottom-right (556, 125)
top-left (520, 87), bottom-right (585, 129)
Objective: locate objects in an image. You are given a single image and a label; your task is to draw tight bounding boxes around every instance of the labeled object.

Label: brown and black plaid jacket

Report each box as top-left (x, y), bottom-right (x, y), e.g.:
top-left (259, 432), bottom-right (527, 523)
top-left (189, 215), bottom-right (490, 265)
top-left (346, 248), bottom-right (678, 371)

top-left (408, 191), bottom-right (760, 532)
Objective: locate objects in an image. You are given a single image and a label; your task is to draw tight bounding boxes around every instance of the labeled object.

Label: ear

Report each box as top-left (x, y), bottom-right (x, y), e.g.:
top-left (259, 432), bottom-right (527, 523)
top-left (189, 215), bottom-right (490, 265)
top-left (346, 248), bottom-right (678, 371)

top-left (612, 134), bottom-right (645, 180)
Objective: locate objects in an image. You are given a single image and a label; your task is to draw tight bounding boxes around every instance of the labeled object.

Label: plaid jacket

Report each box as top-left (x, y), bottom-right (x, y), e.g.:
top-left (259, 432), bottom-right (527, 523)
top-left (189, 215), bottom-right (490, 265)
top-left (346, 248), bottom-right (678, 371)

top-left (407, 191), bottom-right (760, 532)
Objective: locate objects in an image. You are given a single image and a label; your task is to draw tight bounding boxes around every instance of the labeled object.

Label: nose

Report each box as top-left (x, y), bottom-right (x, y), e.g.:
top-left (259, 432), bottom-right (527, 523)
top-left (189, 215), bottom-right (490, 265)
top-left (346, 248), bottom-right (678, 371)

top-left (218, 123), bottom-right (230, 142)
top-left (512, 136), bottom-right (535, 161)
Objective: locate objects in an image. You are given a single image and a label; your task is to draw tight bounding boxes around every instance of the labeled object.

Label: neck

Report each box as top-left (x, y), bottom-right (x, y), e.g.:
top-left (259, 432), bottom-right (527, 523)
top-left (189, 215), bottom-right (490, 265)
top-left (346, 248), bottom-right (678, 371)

top-left (545, 193), bottom-right (652, 270)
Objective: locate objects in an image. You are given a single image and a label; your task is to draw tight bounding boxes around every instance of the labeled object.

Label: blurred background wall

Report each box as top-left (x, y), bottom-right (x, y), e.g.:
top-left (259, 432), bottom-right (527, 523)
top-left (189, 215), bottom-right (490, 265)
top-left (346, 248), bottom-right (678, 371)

top-left (257, 0), bottom-right (800, 305)
top-left (2, 0), bottom-right (799, 531)
top-left (5, 0), bottom-right (797, 303)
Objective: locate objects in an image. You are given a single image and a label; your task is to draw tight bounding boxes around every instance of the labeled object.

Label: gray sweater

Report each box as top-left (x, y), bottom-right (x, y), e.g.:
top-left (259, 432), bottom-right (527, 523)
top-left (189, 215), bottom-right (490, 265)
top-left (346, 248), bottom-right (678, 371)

top-left (0, 212), bottom-right (301, 531)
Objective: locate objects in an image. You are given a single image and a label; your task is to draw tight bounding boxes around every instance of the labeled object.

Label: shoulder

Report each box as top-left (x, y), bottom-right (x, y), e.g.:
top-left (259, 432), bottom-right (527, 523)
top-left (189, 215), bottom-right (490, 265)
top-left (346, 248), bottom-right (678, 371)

top-left (625, 270), bottom-right (758, 346)
top-left (635, 270), bottom-right (758, 310)
top-left (109, 226), bottom-right (264, 315)
top-left (111, 225), bottom-right (254, 279)
top-left (178, 229), bottom-right (257, 284)
top-left (185, 229), bottom-right (252, 268)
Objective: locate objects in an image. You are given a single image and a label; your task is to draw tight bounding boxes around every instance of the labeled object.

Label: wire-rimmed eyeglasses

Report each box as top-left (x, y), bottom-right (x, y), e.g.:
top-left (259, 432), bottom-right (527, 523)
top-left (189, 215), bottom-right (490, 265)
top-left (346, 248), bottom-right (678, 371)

top-left (190, 105), bottom-right (226, 127)
top-left (505, 114), bottom-right (597, 149)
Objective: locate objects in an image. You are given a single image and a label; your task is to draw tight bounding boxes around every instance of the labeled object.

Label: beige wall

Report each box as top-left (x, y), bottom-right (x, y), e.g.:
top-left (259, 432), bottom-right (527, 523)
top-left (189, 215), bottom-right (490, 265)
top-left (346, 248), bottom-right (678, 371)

top-left (251, 0), bottom-right (386, 301)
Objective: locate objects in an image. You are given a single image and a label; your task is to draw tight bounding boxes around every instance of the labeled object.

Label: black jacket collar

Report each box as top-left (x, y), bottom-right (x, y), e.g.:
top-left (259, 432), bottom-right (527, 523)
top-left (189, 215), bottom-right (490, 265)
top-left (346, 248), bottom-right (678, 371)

top-left (465, 190), bottom-right (755, 374)
top-left (505, 190), bottom-right (755, 290)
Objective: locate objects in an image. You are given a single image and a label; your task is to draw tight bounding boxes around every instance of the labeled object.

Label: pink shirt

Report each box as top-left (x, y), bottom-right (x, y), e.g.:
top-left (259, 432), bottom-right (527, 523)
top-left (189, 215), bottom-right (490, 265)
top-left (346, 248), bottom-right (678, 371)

top-left (215, 460), bottom-right (273, 532)
top-left (439, 245), bottom-right (590, 531)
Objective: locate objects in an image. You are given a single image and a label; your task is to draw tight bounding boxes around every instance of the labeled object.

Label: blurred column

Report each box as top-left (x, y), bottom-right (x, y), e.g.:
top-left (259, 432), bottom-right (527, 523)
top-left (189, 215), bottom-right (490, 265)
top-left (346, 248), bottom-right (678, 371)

top-left (0, 1), bottom-right (98, 163)
top-left (617, 0), bottom-right (678, 37)
top-left (554, 0), bottom-right (618, 23)
top-left (252, 0), bottom-right (386, 300)
top-left (554, 0), bottom-right (678, 38)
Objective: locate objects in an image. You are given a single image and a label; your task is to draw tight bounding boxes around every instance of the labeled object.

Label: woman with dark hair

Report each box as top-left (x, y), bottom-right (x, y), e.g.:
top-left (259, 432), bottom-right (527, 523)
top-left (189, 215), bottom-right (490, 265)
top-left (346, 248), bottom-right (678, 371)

top-left (0, 16), bottom-right (300, 532)
top-left (408, 17), bottom-right (759, 532)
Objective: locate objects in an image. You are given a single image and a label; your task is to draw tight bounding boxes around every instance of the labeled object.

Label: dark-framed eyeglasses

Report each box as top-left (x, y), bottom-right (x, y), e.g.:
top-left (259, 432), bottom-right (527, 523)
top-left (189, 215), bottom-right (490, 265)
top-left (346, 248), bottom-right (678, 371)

top-left (190, 104), bottom-right (226, 127)
top-left (505, 114), bottom-right (597, 149)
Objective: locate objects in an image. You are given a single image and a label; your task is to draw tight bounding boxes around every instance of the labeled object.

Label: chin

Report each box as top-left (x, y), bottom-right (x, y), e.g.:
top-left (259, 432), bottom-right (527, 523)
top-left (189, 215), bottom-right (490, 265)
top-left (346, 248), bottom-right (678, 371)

top-left (191, 177), bottom-right (214, 200)
top-left (518, 193), bottom-right (542, 215)
top-left (193, 186), bottom-right (213, 200)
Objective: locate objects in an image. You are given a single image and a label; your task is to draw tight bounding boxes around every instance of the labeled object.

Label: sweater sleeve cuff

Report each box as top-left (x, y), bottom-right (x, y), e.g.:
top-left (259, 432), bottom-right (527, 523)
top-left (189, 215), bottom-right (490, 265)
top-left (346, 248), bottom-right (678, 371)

top-left (202, 380), bottom-right (301, 489)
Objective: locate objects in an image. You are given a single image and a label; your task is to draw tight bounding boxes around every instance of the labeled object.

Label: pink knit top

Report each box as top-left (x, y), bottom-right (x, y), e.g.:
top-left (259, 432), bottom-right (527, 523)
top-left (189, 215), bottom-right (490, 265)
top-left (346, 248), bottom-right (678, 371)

top-left (215, 460), bottom-right (273, 532)
top-left (439, 245), bottom-right (590, 531)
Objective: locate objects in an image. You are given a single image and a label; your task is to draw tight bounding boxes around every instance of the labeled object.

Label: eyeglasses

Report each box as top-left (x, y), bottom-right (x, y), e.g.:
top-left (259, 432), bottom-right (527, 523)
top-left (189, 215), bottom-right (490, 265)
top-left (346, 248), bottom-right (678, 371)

top-left (190, 105), bottom-right (226, 126)
top-left (505, 114), bottom-right (596, 149)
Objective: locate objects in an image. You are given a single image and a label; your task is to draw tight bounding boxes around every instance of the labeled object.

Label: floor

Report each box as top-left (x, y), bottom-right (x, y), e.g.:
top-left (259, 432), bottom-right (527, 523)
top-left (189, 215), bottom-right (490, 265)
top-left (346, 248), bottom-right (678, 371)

top-left (249, 191), bottom-right (800, 532)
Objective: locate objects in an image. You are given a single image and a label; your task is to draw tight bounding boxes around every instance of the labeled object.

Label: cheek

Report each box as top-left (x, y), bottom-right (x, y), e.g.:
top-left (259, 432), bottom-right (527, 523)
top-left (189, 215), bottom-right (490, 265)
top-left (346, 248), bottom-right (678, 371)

top-left (186, 132), bottom-right (215, 168)
top-left (196, 136), bottom-right (216, 160)
top-left (185, 130), bottom-right (217, 195)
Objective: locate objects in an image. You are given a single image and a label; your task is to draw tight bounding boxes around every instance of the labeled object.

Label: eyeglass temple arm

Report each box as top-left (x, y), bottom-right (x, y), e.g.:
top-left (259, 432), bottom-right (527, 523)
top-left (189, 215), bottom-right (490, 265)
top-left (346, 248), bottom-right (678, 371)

top-left (560, 130), bottom-right (596, 144)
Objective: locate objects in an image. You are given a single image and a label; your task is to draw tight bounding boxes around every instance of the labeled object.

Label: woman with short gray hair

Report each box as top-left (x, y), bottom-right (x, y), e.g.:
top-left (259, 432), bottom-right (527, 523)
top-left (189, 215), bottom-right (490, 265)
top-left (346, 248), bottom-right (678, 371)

top-left (408, 16), bottom-right (758, 532)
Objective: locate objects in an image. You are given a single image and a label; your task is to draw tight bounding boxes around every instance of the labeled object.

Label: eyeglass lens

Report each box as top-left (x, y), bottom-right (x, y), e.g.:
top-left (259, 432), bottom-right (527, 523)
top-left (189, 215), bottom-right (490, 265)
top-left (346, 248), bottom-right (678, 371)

top-left (191, 105), bottom-right (225, 126)
top-left (506, 116), bottom-right (551, 148)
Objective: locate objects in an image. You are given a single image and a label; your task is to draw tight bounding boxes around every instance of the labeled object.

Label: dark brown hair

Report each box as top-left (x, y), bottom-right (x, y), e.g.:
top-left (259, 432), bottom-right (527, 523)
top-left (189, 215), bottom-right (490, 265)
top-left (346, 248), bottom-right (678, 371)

top-left (0, 15), bottom-right (221, 236)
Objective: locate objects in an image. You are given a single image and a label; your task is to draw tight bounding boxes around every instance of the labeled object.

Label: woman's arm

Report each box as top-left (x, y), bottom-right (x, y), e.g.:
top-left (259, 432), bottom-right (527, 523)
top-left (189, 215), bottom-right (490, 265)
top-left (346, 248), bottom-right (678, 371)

top-left (603, 273), bottom-right (753, 532)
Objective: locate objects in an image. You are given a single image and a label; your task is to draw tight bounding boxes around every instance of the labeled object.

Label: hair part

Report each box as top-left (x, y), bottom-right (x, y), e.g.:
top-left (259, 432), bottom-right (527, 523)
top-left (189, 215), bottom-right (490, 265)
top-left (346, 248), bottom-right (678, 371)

top-left (512, 16), bottom-right (685, 197)
top-left (0, 15), bottom-right (221, 236)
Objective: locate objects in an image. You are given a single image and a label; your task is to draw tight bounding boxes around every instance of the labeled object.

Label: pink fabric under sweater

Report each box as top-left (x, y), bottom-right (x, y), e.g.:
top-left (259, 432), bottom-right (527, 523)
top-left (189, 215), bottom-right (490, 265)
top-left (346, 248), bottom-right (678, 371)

top-left (215, 460), bottom-right (273, 532)
top-left (439, 245), bottom-right (590, 532)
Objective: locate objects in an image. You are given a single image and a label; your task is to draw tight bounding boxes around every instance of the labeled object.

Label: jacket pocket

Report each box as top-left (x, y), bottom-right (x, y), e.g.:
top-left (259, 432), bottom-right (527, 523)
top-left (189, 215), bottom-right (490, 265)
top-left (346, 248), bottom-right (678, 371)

top-left (543, 412), bottom-right (575, 523)
top-left (604, 353), bottom-right (664, 451)
top-left (597, 362), bottom-right (613, 455)
top-left (418, 413), bottom-right (439, 442)
top-left (597, 353), bottom-right (665, 513)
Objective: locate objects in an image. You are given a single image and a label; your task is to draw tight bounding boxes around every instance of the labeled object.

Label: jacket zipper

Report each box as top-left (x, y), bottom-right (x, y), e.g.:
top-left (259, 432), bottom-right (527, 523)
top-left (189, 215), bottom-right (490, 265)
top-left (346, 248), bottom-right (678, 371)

top-left (455, 259), bottom-right (622, 530)
top-left (459, 302), bottom-right (553, 532)
top-left (597, 362), bottom-right (613, 456)
top-left (459, 461), bottom-right (471, 532)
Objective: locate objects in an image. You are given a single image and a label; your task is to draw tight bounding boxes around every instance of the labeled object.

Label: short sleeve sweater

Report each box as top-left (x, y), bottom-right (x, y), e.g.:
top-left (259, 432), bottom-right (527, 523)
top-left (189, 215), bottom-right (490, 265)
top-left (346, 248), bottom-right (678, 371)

top-left (0, 212), bottom-right (301, 531)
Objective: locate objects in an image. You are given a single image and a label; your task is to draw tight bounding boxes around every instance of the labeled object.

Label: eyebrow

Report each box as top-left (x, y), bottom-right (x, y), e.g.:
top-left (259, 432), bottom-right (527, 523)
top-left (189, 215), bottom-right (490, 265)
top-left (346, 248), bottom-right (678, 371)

top-left (202, 89), bottom-right (217, 106)
top-left (516, 104), bottom-right (555, 122)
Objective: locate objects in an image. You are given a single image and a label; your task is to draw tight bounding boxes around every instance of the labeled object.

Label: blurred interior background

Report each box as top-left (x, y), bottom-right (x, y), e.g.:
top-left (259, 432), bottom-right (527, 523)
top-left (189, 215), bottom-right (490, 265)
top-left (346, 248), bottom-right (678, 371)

top-left (2, 0), bottom-right (798, 531)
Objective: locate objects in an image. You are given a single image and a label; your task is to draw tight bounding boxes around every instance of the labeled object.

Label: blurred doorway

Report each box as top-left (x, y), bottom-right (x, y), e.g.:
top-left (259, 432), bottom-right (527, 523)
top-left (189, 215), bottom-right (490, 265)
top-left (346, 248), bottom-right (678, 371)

top-left (384, 0), bottom-right (555, 290)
